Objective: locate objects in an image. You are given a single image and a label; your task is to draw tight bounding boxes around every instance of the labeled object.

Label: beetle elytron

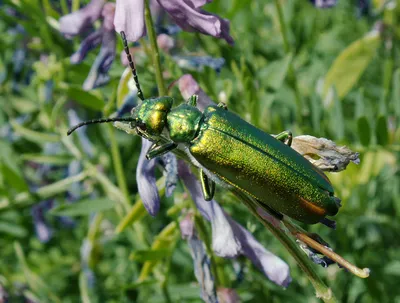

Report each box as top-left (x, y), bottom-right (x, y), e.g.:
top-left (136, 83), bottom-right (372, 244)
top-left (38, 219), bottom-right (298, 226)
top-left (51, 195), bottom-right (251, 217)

top-left (68, 31), bottom-right (341, 225)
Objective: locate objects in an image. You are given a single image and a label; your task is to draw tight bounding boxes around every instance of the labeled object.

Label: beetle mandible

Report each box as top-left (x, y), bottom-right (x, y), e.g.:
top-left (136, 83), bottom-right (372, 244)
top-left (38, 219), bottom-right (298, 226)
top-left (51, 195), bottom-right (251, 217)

top-left (68, 31), bottom-right (341, 226)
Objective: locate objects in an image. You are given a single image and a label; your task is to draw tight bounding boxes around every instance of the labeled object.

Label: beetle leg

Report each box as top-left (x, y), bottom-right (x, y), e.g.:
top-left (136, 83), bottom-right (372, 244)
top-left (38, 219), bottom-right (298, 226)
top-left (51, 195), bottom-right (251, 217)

top-left (187, 95), bottom-right (198, 106)
top-left (320, 217), bottom-right (336, 229)
top-left (200, 169), bottom-right (215, 201)
top-left (146, 142), bottom-right (177, 160)
top-left (217, 102), bottom-right (228, 110)
top-left (274, 130), bottom-right (293, 146)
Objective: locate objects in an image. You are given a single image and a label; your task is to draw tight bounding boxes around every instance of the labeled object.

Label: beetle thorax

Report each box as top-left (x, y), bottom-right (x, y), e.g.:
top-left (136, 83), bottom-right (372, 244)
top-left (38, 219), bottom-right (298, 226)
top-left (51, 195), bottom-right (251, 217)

top-left (133, 97), bottom-right (173, 136)
top-left (167, 104), bottom-right (203, 143)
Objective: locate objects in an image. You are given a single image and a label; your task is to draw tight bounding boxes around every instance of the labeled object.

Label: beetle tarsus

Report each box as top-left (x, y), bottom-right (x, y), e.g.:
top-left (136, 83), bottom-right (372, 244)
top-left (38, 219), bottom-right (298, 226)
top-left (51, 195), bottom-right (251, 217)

top-left (146, 142), bottom-right (177, 160)
top-left (274, 130), bottom-right (293, 147)
top-left (217, 102), bottom-right (228, 110)
top-left (320, 217), bottom-right (336, 229)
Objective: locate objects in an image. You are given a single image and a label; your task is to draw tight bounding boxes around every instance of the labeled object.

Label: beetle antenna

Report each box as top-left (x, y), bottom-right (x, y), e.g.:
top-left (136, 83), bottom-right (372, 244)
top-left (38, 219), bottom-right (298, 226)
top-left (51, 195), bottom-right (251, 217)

top-left (120, 31), bottom-right (144, 101)
top-left (67, 117), bottom-right (136, 136)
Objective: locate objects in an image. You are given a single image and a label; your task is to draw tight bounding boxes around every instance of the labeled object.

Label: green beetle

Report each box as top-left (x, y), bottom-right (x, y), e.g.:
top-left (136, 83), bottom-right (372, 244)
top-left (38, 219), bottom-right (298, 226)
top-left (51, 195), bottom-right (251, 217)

top-left (68, 32), bottom-right (341, 225)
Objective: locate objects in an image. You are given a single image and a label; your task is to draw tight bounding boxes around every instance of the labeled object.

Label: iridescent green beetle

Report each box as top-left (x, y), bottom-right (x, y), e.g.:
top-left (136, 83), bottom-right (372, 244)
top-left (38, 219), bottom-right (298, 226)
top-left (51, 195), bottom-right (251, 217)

top-left (68, 32), bottom-right (341, 225)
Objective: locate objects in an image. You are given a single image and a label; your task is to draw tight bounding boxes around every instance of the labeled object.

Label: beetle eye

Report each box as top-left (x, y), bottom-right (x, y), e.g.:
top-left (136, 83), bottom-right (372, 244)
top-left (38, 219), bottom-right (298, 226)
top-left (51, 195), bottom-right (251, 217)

top-left (130, 107), bottom-right (136, 115)
top-left (137, 120), bottom-right (147, 131)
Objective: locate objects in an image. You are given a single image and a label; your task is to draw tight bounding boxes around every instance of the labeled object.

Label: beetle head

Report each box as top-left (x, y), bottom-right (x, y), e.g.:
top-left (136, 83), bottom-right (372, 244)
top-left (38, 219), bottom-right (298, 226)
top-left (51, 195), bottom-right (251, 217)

top-left (132, 96), bottom-right (173, 136)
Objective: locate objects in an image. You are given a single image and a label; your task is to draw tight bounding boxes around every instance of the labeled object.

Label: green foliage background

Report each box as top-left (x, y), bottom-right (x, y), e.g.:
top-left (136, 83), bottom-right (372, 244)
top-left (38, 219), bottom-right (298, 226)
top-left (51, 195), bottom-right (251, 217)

top-left (0, 0), bottom-right (399, 302)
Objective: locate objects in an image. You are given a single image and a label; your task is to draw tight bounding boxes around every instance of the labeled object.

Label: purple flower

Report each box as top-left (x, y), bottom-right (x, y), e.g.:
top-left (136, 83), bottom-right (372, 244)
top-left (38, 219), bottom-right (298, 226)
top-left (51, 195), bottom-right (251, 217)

top-left (309, 0), bottom-right (338, 8)
top-left (81, 239), bottom-right (96, 288)
top-left (60, 2), bottom-right (117, 90)
top-left (179, 213), bottom-right (218, 302)
top-left (158, 153), bottom-right (178, 197)
top-left (136, 139), bottom-right (161, 216)
top-left (114, 0), bottom-right (234, 45)
top-left (217, 288), bottom-right (240, 303)
top-left (157, 33), bottom-right (175, 53)
top-left (173, 55), bottom-right (225, 72)
top-left (68, 110), bottom-right (95, 157)
top-left (178, 74), bottom-right (213, 111)
top-left (0, 284), bottom-right (9, 303)
top-left (59, 0), bottom-right (106, 37)
top-left (70, 30), bottom-right (103, 64)
top-left (31, 200), bottom-right (54, 243)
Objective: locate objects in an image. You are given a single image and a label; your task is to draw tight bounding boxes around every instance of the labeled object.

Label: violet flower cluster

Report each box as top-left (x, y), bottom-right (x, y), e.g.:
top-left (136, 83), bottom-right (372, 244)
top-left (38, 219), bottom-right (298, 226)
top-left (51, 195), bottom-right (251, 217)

top-left (59, 0), bottom-right (116, 90)
top-left (58, 0), bottom-right (233, 91)
top-left (114, 0), bottom-right (234, 44)
top-left (310, 0), bottom-right (338, 8)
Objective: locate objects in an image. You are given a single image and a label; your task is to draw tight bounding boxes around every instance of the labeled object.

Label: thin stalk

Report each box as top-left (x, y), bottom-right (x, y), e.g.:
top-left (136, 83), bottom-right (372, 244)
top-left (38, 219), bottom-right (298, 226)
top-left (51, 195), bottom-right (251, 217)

top-left (144, 0), bottom-right (167, 96)
top-left (161, 238), bottom-right (176, 303)
top-left (107, 124), bottom-right (131, 212)
top-left (233, 190), bottom-right (338, 303)
top-left (71, 0), bottom-right (80, 12)
top-left (60, 0), bottom-right (68, 15)
top-left (273, 0), bottom-right (303, 123)
top-left (282, 220), bottom-right (370, 278)
top-left (79, 272), bottom-right (92, 303)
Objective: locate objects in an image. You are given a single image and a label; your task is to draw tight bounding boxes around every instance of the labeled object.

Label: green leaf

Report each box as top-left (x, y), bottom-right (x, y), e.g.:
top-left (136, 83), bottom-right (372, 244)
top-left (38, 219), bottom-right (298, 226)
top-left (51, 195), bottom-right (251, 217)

top-left (392, 69), bottom-right (400, 117)
top-left (115, 200), bottom-right (146, 234)
top-left (355, 88), bottom-right (365, 119)
top-left (131, 249), bottom-right (171, 262)
top-left (323, 31), bottom-right (380, 101)
top-left (332, 88), bottom-right (344, 140)
top-left (49, 197), bottom-right (116, 217)
top-left (21, 154), bottom-right (74, 165)
top-left (123, 279), bottom-right (158, 290)
top-left (138, 222), bottom-right (179, 281)
top-left (0, 221), bottom-right (28, 238)
top-left (384, 261), bottom-right (400, 276)
top-left (357, 116), bottom-right (371, 146)
top-left (0, 141), bottom-right (29, 192)
top-left (258, 54), bottom-right (292, 91)
top-left (14, 242), bottom-right (62, 302)
top-left (64, 86), bottom-right (105, 111)
top-left (310, 93), bottom-right (322, 133)
top-left (10, 121), bottom-right (60, 143)
top-left (117, 67), bottom-right (133, 108)
top-left (376, 115), bottom-right (388, 146)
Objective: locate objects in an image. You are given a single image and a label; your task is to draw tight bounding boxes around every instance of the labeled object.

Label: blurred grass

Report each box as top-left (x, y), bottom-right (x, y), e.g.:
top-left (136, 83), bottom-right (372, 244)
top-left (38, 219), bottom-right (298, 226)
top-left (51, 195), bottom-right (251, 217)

top-left (0, 0), bottom-right (399, 302)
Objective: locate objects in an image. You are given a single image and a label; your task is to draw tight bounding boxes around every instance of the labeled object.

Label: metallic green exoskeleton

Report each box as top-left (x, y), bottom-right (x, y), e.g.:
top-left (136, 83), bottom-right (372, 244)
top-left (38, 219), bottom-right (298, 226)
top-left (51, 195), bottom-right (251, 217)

top-left (67, 31), bottom-right (340, 225)
top-left (135, 96), bottom-right (339, 224)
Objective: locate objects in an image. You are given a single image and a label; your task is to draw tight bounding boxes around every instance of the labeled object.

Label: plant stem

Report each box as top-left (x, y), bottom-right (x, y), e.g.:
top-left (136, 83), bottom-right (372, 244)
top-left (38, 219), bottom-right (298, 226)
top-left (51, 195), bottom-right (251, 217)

top-left (107, 124), bottom-right (131, 212)
top-left (144, 0), bottom-right (167, 96)
top-left (71, 0), bottom-right (80, 12)
top-left (273, 0), bottom-right (303, 124)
